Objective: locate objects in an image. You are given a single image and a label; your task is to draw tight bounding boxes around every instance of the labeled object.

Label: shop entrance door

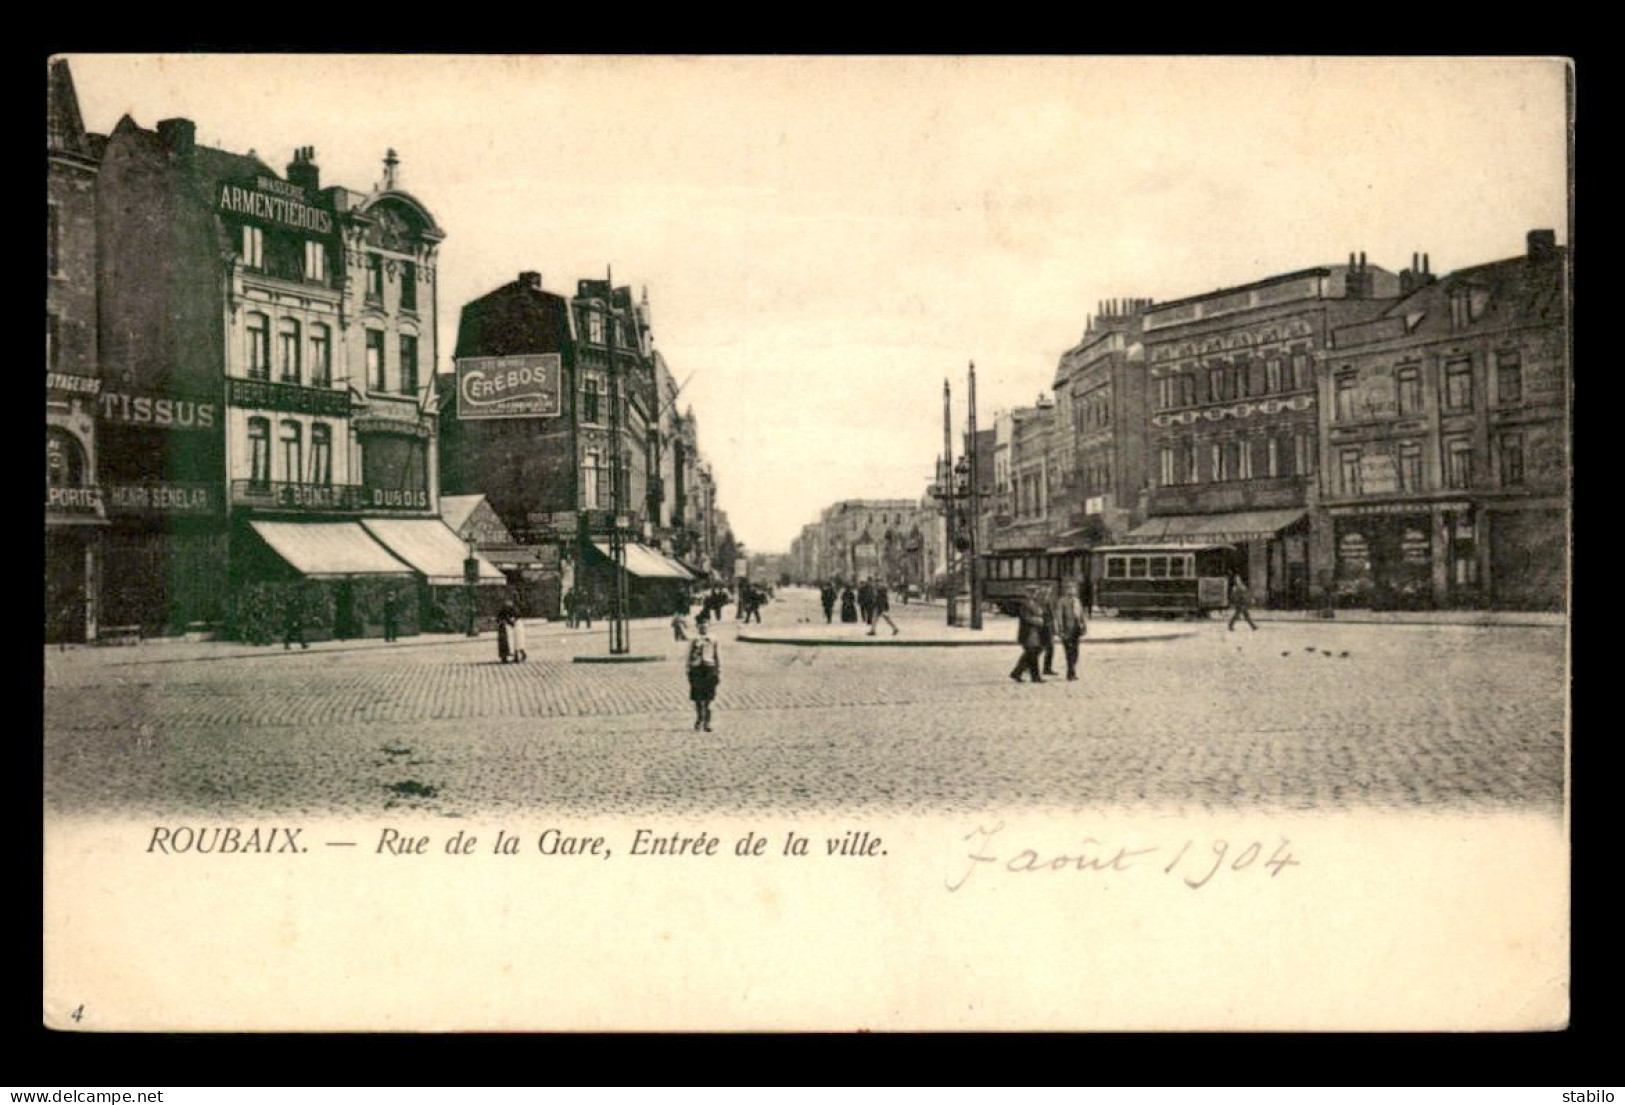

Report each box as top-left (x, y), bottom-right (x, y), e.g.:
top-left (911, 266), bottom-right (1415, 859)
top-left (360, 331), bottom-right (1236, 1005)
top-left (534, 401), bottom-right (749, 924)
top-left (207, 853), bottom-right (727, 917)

top-left (334, 582), bottom-right (357, 640)
top-left (45, 532), bottom-right (86, 644)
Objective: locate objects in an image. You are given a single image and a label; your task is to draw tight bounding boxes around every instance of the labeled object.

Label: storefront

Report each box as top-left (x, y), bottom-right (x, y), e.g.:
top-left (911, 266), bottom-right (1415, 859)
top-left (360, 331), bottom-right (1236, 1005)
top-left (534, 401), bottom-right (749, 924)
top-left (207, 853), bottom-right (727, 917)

top-left (1327, 500), bottom-right (1478, 609)
top-left (1124, 508), bottom-right (1308, 608)
top-left (45, 424), bottom-right (104, 644)
top-left (583, 540), bottom-right (693, 617)
top-left (230, 520), bottom-right (418, 643)
top-left (360, 517), bottom-right (507, 632)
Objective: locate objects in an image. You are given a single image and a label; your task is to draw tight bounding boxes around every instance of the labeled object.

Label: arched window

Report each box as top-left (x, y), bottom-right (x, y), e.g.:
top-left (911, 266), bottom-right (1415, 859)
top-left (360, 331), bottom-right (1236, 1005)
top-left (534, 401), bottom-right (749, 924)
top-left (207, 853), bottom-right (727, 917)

top-left (45, 428), bottom-right (85, 488)
top-left (246, 313), bottom-right (271, 380)
top-left (278, 318), bottom-right (302, 384)
top-left (248, 418), bottom-right (271, 485)
top-left (280, 420), bottom-right (303, 483)
top-left (310, 423), bottom-right (332, 486)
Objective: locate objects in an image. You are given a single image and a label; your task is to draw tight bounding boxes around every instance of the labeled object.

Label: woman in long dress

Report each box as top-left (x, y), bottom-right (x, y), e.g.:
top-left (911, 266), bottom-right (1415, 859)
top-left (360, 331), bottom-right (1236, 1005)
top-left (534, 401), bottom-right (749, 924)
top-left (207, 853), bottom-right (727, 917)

top-left (508, 606), bottom-right (528, 662)
top-left (496, 602), bottom-right (513, 663)
top-left (840, 586), bottom-right (859, 624)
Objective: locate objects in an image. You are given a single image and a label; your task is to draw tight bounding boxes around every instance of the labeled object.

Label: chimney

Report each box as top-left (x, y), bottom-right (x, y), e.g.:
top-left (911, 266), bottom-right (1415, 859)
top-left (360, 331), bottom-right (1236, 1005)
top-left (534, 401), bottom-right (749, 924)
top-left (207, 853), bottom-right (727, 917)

top-left (1527, 229), bottom-right (1558, 260)
top-left (1423, 253), bottom-right (1430, 275)
top-left (519, 271), bottom-right (543, 291)
top-left (155, 118), bottom-right (195, 157)
top-left (286, 146), bottom-right (320, 192)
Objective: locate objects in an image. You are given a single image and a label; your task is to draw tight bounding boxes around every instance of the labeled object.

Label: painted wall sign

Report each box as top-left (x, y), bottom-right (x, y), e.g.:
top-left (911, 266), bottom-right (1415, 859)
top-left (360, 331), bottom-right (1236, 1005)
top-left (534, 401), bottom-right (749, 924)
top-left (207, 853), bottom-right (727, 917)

top-left (98, 391), bottom-right (218, 429)
top-left (47, 372), bottom-right (101, 396)
top-left (456, 355), bottom-right (562, 420)
top-left (217, 177), bottom-right (334, 235)
top-left (104, 481), bottom-right (216, 515)
top-left (362, 487), bottom-right (430, 511)
top-left (45, 486), bottom-right (102, 512)
top-left (228, 378), bottom-right (350, 417)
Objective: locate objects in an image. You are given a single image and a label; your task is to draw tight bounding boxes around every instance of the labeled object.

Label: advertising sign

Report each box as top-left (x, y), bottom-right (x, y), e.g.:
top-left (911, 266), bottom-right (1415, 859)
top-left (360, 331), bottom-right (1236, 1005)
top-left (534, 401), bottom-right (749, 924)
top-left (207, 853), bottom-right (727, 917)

top-left (456, 355), bottom-right (562, 420)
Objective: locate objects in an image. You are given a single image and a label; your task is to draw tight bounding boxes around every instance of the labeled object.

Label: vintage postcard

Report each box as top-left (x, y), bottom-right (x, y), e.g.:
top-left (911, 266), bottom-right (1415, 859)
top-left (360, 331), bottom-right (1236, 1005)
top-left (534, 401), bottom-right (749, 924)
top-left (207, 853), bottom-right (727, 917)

top-left (43, 54), bottom-right (1570, 1032)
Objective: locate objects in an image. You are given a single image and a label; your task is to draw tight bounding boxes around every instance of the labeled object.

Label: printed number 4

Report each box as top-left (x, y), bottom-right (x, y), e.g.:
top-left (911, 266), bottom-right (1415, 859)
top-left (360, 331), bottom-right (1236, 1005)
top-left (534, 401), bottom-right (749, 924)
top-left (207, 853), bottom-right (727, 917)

top-left (71, 1004), bottom-right (84, 1022)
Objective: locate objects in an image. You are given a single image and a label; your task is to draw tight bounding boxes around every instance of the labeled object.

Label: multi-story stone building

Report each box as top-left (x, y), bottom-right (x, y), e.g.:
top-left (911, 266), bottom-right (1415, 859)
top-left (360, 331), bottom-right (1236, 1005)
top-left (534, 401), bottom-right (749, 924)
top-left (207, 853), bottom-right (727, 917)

top-left (96, 112), bottom-right (484, 641)
top-left (1133, 257), bottom-right (1400, 606)
top-left (1320, 233), bottom-right (1568, 609)
top-left (991, 397), bottom-right (1058, 551)
top-left (803, 499), bottom-right (932, 587)
top-left (45, 60), bottom-right (105, 644)
top-left (1050, 299), bottom-right (1153, 549)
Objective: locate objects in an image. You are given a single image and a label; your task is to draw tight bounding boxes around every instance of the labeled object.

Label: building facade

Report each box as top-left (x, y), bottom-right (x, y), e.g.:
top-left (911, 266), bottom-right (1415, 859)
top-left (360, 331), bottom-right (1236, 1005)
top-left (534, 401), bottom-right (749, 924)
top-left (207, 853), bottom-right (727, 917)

top-left (95, 111), bottom-right (472, 642)
top-left (1136, 258), bottom-right (1400, 606)
top-left (1319, 234), bottom-right (1568, 609)
top-left (45, 60), bottom-right (105, 643)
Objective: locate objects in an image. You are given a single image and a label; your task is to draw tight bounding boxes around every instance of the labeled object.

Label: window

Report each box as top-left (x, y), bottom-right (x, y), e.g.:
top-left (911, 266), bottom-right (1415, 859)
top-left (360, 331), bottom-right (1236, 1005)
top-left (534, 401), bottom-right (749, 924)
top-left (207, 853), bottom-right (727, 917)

top-left (366, 254), bottom-right (383, 302)
top-left (1296, 432), bottom-right (1316, 476)
top-left (48, 205), bottom-right (59, 276)
top-left (310, 423), bottom-right (332, 486)
top-left (46, 313), bottom-right (59, 370)
top-left (1450, 289), bottom-right (1471, 330)
top-left (400, 335), bottom-right (419, 395)
top-left (1266, 436), bottom-right (1280, 478)
top-left (1211, 442), bottom-right (1226, 483)
top-left (1157, 378), bottom-right (1175, 410)
top-left (248, 418), bottom-right (271, 485)
top-left (1148, 556), bottom-right (1169, 579)
top-left (1290, 351), bottom-right (1310, 391)
top-left (246, 313), bottom-right (270, 380)
top-left (1208, 367), bottom-right (1225, 403)
top-left (587, 311), bottom-right (604, 344)
top-left (1265, 358), bottom-right (1283, 394)
top-left (1237, 438), bottom-right (1254, 480)
top-left (309, 325), bottom-right (331, 387)
top-left (400, 262), bottom-right (417, 310)
top-left (278, 319), bottom-right (301, 383)
top-left (1169, 557), bottom-right (1188, 579)
top-left (304, 240), bottom-right (327, 284)
top-left (366, 330), bottom-right (385, 391)
top-left (583, 378), bottom-right (601, 423)
top-left (1499, 433), bottom-right (1525, 486)
top-left (1396, 365), bottom-right (1422, 416)
top-left (1181, 442), bottom-right (1197, 485)
top-left (1335, 372), bottom-right (1358, 422)
top-left (1443, 358), bottom-right (1473, 411)
top-left (1398, 441), bottom-right (1423, 491)
top-left (242, 225), bottom-right (264, 270)
top-left (1445, 436), bottom-right (1473, 489)
top-left (1160, 446), bottom-right (1175, 487)
top-left (1340, 449), bottom-right (1362, 496)
top-left (1496, 351), bottom-right (1523, 406)
top-left (1128, 557), bottom-right (1148, 579)
top-left (1106, 557), bottom-right (1126, 579)
top-left (280, 421), bottom-right (302, 482)
top-left (583, 450), bottom-right (602, 508)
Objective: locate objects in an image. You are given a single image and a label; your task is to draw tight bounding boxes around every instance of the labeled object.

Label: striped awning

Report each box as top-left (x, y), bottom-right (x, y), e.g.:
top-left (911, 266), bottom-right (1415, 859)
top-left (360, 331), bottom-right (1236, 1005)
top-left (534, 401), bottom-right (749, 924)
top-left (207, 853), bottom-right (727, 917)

top-left (1125, 509), bottom-right (1306, 544)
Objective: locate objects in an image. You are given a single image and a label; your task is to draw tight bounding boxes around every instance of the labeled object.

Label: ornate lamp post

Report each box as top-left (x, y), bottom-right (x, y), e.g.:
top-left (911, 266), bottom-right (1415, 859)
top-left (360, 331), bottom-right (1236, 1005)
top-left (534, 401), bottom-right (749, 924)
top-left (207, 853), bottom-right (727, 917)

top-left (463, 533), bottom-right (479, 637)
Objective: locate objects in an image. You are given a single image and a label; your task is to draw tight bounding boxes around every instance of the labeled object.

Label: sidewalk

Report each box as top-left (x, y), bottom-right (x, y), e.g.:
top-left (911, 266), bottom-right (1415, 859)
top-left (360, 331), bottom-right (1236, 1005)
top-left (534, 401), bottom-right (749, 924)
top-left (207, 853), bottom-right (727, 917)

top-left (44, 616), bottom-right (680, 665)
top-left (1251, 608), bottom-right (1565, 628)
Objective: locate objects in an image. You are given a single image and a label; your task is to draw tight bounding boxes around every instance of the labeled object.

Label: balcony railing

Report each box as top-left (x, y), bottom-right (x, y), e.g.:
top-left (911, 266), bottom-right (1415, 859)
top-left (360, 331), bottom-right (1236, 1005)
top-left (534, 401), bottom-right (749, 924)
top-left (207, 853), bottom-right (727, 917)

top-left (231, 480), bottom-right (433, 513)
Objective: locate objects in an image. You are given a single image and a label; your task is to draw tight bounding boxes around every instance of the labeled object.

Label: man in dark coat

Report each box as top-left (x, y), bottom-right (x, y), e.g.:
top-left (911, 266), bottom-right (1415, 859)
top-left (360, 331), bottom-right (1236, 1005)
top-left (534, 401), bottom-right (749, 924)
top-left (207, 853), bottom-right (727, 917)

top-left (1009, 589), bottom-right (1046, 683)
top-left (383, 592), bottom-right (399, 643)
top-left (1228, 574), bottom-right (1258, 631)
top-left (1039, 586), bottom-right (1058, 676)
top-left (820, 582), bottom-right (837, 624)
top-left (282, 602), bottom-right (308, 651)
top-left (857, 580), bottom-right (876, 626)
top-left (1054, 579), bottom-right (1088, 681)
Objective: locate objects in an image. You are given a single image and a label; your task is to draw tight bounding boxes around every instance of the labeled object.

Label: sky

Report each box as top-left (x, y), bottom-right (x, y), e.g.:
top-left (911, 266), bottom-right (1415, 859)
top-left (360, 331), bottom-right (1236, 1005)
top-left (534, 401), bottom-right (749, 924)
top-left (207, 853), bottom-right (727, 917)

top-left (62, 55), bottom-right (1570, 553)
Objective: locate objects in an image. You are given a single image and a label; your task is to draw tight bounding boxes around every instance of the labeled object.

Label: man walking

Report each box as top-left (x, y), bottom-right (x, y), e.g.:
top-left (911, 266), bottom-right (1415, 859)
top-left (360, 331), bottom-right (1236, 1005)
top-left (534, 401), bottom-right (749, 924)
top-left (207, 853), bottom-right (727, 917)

top-left (1055, 578), bottom-right (1087, 681)
top-left (857, 579), bottom-right (876, 627)
top-left (382, 591), bottom-right (399, 643)
top-left (820, 581), bottom-right (837, 624)
top-left (1039, 585), bottom-right (1058, 676)
top-left (1009, 588), bottom-right (1046, 684)
top-left (1228, 573), bottom-right (1258, 631)
top-left (867, 581), bottom-right (899, 636)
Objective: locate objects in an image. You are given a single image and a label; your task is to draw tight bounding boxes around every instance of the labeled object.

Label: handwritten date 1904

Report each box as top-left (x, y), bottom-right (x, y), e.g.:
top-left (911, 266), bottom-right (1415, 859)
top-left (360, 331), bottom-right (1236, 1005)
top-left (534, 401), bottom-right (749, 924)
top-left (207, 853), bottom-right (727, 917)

top-left (947, 824), bottom-right (1300, 892)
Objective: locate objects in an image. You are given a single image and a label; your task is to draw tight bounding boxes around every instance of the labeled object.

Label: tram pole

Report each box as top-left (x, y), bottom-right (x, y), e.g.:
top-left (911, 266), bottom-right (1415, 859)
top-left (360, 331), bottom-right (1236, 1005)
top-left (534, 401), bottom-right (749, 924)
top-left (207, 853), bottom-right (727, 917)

top-left (967, 360), bottom-right (983, 631)
top-left (605, 265), bottom-right (629, 655)
top-left (942, 378), bottom-right (957, 627)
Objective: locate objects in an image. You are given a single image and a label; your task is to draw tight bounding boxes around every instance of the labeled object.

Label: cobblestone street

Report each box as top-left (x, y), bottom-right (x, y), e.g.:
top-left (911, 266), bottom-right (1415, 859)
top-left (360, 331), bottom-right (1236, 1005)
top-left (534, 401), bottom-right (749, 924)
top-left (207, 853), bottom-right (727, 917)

top-left (43, 589), bottom-right (1567, 819)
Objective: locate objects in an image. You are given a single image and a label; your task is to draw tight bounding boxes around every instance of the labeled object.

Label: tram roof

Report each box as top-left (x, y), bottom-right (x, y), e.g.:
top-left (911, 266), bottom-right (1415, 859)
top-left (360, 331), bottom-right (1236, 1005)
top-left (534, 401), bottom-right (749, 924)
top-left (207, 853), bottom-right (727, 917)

top-left (1092, 543), bottom-right (1234, 554)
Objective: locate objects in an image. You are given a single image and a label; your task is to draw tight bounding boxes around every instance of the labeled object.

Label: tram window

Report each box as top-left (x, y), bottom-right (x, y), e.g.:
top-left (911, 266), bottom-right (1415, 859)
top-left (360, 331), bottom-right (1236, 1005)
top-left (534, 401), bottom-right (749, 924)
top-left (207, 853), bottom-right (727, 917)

top-left (1023, 557), bottom-right (1037, 578)
top-left (1106, 557), bottom-right (1126, 579)
top-left (1149, 556), bottom-right (1169, 578)
top-left (1128, 557), bottom-right (1148, 578)
top-left (1168, 557), bottom-right (1187, 579)
top-left (994, 559), bottom-right (1008, 581)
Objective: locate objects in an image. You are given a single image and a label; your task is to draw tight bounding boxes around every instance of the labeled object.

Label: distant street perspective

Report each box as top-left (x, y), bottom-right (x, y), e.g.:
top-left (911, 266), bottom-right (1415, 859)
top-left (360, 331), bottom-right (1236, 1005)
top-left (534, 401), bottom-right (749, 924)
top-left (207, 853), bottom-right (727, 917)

top-left (44, 587), bottom-right (1564, 819)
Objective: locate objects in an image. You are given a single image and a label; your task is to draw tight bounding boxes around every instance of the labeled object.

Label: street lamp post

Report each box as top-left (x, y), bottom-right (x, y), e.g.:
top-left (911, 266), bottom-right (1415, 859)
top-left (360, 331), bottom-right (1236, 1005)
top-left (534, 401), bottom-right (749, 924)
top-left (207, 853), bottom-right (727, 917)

top-left (966, 360), bottom-right (983, 631)
top-left (463, 534), bottom-right (479, 637)
top-left (604, 265), bottom-right (630, 655)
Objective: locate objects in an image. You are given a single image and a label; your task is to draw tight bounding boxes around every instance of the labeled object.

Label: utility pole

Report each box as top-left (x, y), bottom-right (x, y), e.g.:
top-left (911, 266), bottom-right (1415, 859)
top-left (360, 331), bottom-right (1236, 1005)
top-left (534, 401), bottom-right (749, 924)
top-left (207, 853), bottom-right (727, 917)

top-left (967, 360), bottom-right (983, 630)
top-left (942, 378), bottom-right (958, 627)
top-left (605, 265), bottom-right (629, 655)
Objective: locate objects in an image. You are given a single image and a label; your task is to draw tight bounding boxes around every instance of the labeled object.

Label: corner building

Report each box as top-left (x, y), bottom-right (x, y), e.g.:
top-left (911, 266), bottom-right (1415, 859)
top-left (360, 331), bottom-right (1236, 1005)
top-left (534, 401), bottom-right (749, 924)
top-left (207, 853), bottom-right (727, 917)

top-left (1320, 234), bottom-right (1568, 610)
top-left (98, 115), bottom-right (468, 641)
top-left (1135, 258), bottom-right (1399, 606)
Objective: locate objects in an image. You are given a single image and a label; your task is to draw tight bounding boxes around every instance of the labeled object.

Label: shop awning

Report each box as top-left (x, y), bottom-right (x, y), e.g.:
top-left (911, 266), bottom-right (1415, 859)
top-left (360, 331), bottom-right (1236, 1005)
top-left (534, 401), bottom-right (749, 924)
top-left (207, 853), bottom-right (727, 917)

top-left (591, 541), bottom-right (692, 580)
top-left (247, 521), bottom-right (415, 578)
top-left (1125, 508), bottom-right (1307, 544)
top-left (361, 518), bottom-right (507, 584)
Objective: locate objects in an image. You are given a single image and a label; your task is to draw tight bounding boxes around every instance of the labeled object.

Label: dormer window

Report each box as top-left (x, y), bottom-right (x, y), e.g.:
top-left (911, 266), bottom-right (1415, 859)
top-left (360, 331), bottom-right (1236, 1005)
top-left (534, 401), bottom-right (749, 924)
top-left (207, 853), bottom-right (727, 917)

top-left (586, 310), bottom-right (604, 345)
